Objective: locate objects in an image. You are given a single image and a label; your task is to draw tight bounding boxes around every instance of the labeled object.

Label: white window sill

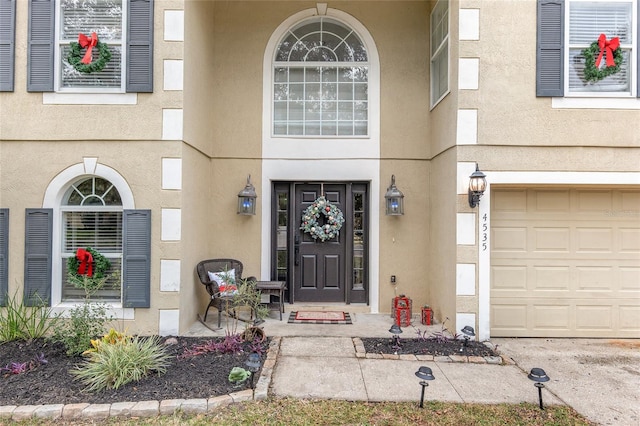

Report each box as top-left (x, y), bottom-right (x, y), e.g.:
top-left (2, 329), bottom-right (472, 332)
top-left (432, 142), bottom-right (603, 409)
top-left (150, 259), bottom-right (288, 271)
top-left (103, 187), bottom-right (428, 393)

top-left (51, 303), bottom-right (135, 320)
top-left (552, 97), bottom-right (640, 109)
top-left (43, 93), bottom-right (138, 105)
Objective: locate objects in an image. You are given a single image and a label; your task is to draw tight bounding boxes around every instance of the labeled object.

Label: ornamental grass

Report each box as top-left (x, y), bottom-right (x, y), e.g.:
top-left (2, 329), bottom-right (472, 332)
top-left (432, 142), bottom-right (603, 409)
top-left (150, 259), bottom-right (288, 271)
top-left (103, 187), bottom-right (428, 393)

top-left (72, 335), bottom-right (171, 392)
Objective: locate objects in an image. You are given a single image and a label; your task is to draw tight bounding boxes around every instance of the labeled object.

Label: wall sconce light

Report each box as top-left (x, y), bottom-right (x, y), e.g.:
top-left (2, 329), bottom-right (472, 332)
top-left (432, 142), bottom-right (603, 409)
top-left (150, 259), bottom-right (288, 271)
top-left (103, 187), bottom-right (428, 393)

top-left (415, 366), bottom-right (435, 408)
top-left (468, 164), bottom-right (487, 208)
top-left (384, 175), bottom-right (404, 216)
top-left (237, 174), bottom-right (257, 215)
top-left (528, 367), bottom-right (550, 410)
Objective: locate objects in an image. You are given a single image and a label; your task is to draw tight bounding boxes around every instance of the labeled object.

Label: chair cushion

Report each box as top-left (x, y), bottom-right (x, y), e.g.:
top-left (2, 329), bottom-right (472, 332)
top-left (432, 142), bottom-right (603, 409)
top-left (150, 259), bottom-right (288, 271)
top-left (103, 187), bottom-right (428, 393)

top-left (207, 269), bottom-right (238, 296)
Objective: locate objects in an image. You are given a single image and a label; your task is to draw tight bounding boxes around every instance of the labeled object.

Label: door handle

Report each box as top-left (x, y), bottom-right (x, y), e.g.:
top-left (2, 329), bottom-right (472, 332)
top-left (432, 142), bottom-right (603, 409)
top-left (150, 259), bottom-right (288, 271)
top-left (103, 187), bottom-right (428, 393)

top-left (294, 235), bottom-right (300, 265)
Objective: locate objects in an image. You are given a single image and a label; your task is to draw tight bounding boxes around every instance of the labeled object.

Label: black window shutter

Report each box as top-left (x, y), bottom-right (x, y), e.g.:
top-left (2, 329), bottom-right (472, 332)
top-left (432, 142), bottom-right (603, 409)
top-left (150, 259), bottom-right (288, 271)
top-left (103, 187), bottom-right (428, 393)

top-left (127, 0), bottom-right (154, 93)
top-left (0, 0), bottom-right (16, 92)
top-left (24, 209), bottom-right (52, 306)
top-left (536, 0), bottom-right (564, 97)
top-left (122, 210), bottom-right (151, 308)
top-left (0, 209), bottom-right (8, 306)
top-left (27, 0), bottom-right (54, 92)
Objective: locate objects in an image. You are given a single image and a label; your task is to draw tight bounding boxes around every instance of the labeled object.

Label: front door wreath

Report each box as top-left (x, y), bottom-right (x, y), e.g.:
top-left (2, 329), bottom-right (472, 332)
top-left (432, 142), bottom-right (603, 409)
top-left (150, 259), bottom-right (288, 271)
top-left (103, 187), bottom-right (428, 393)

top-left (300, 196), bottom-right (345, 242)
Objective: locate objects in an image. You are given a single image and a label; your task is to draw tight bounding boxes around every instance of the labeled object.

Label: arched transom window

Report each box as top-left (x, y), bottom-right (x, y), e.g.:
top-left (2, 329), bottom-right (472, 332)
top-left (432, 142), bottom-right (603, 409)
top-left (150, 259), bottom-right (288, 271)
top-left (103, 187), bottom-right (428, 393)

top-left (273, 17), bottom-right (369, 137)
top-left (61, 177), bottom-right (122, 301)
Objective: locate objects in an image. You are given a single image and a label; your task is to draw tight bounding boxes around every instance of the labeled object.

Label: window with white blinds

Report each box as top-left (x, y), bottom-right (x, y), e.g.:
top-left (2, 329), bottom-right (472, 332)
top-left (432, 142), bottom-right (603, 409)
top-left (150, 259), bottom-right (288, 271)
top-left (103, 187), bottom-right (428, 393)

top-left (567, 0), bottom-right (635, 94)
top-left (430, 0), bottom-right (449, 107)
top-left (61, 177), bottom-right (123, 301)
top-left (57, 0), bottom-right (124, 90)
top-left (273, 17), bottom-right (369, 137)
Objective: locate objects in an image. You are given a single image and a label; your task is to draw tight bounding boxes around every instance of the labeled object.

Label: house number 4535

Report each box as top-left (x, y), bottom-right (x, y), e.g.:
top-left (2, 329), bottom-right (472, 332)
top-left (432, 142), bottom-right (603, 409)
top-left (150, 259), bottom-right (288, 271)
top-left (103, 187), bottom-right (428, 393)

top-left (481, 213), bottom-right (488, 251)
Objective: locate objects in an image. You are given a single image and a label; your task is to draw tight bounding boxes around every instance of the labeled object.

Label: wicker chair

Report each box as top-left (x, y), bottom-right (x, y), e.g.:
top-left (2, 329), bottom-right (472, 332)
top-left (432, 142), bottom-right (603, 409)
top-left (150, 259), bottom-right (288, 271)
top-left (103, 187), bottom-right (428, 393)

top-left (195, 259), bottom-right (256, 327)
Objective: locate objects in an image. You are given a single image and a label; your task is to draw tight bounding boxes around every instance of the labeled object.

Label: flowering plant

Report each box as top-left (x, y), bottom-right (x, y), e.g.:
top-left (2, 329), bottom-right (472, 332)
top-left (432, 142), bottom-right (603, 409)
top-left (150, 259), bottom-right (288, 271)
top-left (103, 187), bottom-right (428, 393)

top-left (300, 196), bottom-right (345, 242)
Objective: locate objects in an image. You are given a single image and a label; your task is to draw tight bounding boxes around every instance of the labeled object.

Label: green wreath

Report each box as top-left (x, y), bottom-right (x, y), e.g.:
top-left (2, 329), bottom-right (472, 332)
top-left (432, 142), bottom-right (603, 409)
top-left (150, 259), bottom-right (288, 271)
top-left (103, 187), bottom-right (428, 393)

top-left (67, 41), bottom-right (112, 74)
top-left (581, 41), bottom-right (623, 83)
top-left (300, 196), bottom-right (345, 242)
top-left (67, 247), bottom-right (111, 280)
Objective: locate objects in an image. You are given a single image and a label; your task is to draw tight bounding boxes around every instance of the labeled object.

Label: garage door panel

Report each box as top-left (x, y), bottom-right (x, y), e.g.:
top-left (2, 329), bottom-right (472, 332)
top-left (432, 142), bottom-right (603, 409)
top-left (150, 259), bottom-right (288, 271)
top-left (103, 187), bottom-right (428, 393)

top-left (619, 306), bottom-right (640, 330)
top-left (620, 229), bottom-right (640, 252)
top-left (492, 266), bottom-right (527, 291)
top-left (533, 227), bottom-right (570, 252)
top-left (576, 228), bottom-right (613, 252)
top-left (492, 227), bottom-right (527, 251)
top-left (534, 190), bottom-right (570, 212)
top-left (576, 305), bottom-right (613, 330)
top-left (491, 187), bottom-right (640, 338)
top-left (620, 267), bottom-right (640, 291)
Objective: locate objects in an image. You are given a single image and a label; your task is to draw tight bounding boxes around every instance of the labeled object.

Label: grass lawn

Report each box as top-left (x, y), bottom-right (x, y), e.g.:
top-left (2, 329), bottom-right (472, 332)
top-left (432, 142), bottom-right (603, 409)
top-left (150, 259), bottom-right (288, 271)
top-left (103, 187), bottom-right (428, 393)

top-left (13, 398), bottom-right (593, 425)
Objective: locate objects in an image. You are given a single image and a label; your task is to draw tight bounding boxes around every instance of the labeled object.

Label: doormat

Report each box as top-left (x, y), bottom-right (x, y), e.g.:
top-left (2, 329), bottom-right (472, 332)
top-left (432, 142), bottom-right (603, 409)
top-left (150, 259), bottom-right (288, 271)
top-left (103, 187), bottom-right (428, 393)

top-left (288, 311), bottom-right (352, 325)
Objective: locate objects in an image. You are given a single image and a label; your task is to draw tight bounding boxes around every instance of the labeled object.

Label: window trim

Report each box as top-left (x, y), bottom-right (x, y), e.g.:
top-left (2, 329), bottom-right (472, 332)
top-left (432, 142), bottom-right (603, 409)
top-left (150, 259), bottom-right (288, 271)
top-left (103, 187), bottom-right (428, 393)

top-left (564, 0), bottom-right (638, 98)
top-left (430, 0), bottom-right (450, 109)
top-left (53, 0), bottom-right (127, 93)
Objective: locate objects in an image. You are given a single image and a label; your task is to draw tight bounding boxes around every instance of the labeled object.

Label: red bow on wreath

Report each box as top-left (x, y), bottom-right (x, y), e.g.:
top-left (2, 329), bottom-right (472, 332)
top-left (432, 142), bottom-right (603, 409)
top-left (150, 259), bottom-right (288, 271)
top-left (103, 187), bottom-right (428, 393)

top-left (78, 32), bottom-right (98, 65)
top-left (76, 248), bottom-right (94, 277)
top-left (595, 33), bottom-right (620, 68)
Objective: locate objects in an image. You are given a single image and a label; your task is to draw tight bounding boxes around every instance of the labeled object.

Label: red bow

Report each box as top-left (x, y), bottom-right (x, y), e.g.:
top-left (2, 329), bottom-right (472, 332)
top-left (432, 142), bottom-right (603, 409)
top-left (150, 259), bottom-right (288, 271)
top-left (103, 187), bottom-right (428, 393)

top-left (76, 248), bottom-right (94, 277)
top-left (78, 32), bottom-right (98, 65)
top-left (595, 33), bottom-right (620, 68)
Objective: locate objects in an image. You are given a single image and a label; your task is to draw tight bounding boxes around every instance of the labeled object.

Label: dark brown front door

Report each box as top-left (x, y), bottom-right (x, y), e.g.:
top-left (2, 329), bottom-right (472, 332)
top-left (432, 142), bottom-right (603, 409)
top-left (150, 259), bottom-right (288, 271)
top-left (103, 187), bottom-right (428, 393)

top-left (294, 183), bottom-right (346, 302)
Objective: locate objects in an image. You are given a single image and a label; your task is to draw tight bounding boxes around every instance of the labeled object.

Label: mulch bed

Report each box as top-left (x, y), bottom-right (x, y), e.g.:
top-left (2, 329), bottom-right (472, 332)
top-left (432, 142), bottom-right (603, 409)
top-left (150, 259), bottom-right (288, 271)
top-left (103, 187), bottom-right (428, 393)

top-left (0, 337), bottom-right (264, 407)
top-left (0, 335), bottom-right (497, 407)
top-left (361, 337), bottom-right (498, 357)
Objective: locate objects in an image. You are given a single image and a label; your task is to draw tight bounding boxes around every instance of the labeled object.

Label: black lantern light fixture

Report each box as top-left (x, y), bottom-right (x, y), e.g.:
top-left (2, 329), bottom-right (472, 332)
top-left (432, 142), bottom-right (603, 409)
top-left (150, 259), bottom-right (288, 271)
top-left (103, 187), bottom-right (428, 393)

top-left (528, 367), bottom-right (550, 410)
top-left (415, 366), bottom-right (435, 408)
top-left (245, 352), bottom-right (262, 389)
top-left (389, 324), bottom-right (403, 354)
top-left (384, 175), bottom-right (404, 216)
top-left (468, 164), bottom-right (487, 208)
top-left (237, 174), bottom-right (257, 215)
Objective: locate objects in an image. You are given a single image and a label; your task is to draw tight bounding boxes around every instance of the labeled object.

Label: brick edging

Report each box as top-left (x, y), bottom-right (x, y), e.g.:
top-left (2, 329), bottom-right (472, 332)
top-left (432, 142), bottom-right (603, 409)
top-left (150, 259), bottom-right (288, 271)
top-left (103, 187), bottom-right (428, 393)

top-left (352, 337), bottom-right (509, 365)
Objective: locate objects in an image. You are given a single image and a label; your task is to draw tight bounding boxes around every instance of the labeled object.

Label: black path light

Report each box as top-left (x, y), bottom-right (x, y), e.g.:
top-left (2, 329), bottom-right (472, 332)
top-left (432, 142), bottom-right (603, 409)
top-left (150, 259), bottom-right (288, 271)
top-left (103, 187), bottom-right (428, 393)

top-left (528, 367), bottom-right (550, 410)
top-left (245, 352), bottom-right (262, 389)
top-left (415, 366), bottom-right (435, 408)
top-left (389, 324), bottom-right (402, 354)
top-left (460, 325), bottom-right (476, 352)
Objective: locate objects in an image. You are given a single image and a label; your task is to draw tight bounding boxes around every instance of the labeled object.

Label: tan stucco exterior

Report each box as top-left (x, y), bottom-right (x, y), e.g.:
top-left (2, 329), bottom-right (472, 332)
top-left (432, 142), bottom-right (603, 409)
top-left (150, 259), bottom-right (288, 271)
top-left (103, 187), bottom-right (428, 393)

top-left (1, 0), bottom-right (638, 338)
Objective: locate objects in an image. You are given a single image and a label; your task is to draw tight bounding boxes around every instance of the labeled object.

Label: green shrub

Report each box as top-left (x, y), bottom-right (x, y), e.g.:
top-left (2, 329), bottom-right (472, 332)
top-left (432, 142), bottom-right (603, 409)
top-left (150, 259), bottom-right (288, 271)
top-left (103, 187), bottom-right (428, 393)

top-left (72, 335), bottom-right (171, 392)
top-left (0, 291), bottom-right (59, 342)
top-left (53, 302), bottom-right (113, 356)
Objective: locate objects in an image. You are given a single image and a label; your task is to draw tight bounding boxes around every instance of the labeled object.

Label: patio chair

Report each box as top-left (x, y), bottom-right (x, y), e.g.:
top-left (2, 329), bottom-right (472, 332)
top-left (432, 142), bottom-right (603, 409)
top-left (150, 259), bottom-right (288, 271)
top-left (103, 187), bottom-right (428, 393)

top-left (196, 258), bottom-right (256, 327)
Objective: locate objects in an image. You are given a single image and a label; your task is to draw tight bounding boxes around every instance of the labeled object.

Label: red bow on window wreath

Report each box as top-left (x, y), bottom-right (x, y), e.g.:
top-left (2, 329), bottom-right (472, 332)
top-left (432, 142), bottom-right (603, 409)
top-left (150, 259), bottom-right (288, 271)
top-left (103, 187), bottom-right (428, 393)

top-left (595, 33), bottom-right (620, 68)
top-left (77, 32), bottom-right (98, 65)
top-left (75, 248), bottom-right (94, 277)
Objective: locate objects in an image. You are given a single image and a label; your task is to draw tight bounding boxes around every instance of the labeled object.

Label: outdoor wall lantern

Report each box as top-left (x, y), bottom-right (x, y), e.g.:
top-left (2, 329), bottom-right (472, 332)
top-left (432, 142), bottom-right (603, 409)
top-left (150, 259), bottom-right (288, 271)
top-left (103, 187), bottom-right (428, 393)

top-left (384, 175), bottom-right (404, 216)
top-left (527, 367), bottom-right (550, 410)
top-left (245, 352), bottom-right (262, 389)
top-left (389, 324), bottom-right (403, 354)
top-left (460, 325), bottom-right (476, 351)
top-left (237, 175), bottom-right (257, 215)
top-left (468, 164), bottom-right (487, 208)
top-left (415, 366), bottom-right (435, 408)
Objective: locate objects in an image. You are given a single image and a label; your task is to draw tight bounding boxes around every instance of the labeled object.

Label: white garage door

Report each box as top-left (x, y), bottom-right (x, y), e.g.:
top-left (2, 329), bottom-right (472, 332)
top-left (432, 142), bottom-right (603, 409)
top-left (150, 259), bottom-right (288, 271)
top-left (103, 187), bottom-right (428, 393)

top-left (491, 187), bottom-right (640, 338)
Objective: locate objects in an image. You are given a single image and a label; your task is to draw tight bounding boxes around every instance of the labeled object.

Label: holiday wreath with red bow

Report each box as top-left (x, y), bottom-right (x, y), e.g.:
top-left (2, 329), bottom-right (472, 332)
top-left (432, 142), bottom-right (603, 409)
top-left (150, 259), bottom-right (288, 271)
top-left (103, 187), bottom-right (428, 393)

top-left (67, 247), bottom-right (111, 280)
top-left (67, 32), bottom-right (112, 74)
top-left (581, 33), bottom-right (623, 83)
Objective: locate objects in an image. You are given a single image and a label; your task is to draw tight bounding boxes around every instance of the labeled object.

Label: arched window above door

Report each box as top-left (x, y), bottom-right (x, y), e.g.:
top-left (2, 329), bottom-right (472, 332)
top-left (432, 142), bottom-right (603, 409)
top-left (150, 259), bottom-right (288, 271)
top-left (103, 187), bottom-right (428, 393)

top-left (273, 17), bottom-right (369, 137)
